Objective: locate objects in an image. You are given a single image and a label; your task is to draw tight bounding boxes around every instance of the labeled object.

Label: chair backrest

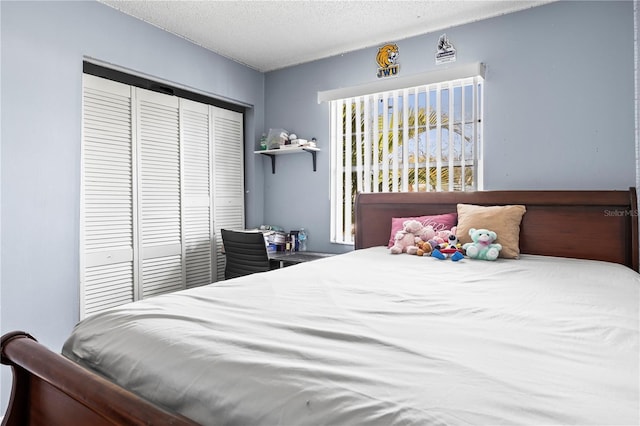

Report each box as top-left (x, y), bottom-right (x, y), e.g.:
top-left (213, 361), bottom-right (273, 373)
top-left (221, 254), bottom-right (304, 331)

top-left (221, 229), bottom-right (271, 280)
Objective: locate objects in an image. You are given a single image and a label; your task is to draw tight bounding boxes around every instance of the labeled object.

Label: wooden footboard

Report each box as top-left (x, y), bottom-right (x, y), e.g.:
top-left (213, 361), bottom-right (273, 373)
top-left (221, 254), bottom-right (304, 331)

top-left (1, 331), bottom-right (198, 425)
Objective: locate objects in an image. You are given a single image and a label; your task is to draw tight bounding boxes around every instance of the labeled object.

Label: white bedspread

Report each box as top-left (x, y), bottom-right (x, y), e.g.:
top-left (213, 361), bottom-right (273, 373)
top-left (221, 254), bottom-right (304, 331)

top-left (63, 248), bottom-right (640, 425)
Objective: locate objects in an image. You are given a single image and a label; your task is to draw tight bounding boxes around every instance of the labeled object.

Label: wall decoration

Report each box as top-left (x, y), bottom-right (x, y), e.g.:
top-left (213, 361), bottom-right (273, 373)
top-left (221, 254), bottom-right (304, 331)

top-left (376, 43), bottom-right (400, 78)
top-left (435, 34), bottom-right (456, 64)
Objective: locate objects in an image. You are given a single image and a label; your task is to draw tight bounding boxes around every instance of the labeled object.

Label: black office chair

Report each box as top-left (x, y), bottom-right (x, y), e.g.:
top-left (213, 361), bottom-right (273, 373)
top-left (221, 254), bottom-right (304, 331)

top-left (221, 229), bottom-right (271, 280)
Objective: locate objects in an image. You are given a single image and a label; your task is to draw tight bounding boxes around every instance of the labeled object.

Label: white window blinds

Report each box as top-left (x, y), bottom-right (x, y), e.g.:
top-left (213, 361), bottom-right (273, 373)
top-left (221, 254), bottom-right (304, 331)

top-left (81, 74), bottom-right (244, 318)
top-left (329, 71), bottom-right (484, 244)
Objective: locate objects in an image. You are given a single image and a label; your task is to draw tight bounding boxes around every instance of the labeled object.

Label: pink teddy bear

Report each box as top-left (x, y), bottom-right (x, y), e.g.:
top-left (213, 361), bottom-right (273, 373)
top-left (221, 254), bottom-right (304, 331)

top-left (390, 219), bottom-right (424, 254)
top-left (423, 226), bottom-right (457, 251)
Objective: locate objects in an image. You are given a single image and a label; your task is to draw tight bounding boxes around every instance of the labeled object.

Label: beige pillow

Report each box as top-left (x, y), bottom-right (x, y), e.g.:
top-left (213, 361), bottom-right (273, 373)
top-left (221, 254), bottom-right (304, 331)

top-left (456, 204), bottom-right (526, 259)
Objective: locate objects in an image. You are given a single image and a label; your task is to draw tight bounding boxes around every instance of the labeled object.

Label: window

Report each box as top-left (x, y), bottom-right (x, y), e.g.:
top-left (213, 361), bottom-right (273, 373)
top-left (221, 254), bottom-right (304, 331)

top-left (328, 68), bottom-right (484, 244)
top-left (80, 74), bottom-right (244, 318)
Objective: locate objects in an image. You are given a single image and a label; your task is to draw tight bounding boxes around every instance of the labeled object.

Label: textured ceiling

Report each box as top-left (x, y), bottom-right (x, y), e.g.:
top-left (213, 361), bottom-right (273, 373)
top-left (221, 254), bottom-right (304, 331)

top-left (100, 0), bottom-right (553, 72)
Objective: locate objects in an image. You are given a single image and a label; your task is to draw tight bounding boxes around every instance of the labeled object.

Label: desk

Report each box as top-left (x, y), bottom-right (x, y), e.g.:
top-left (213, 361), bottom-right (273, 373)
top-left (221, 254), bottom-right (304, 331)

top-left (269, 251), bottom-right (335, 268)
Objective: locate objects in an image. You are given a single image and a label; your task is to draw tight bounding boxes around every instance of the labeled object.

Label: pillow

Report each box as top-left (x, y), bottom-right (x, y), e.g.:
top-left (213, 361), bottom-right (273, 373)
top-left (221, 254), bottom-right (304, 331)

top-left (387, 213), bottom-right (457, 248)
top-left (456, 204), bottom-right (526, 259)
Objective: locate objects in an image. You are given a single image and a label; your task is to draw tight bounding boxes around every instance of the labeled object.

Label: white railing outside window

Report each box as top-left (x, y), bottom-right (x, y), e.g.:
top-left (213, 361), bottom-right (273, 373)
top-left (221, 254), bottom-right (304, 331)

top-left (329, 71), bottom-right (484, 244)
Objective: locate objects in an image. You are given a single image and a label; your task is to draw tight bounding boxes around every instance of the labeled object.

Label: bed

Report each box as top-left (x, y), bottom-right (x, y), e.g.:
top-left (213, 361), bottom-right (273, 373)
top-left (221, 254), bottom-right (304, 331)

top-left (2, 188), bottom-right (639, 425)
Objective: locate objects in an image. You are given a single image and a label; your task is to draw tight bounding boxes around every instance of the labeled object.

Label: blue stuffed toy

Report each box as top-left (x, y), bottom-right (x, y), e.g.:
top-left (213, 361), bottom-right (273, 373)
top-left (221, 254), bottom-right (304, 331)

top-left (432, 233), bottom-right (464, 261)
top-left (462, 228), bottom-right (502, 261)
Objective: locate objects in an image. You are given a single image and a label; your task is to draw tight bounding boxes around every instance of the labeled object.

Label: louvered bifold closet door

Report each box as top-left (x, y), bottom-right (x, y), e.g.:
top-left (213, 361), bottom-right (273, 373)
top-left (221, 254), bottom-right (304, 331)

top-left (211, 107), bottom-right (245, 281)
top-left (81, 75), bottom-right (135, 318)
top-left (136, 89), bottom-right (185, 298)
top-left (82, 74), bottom-right (243, 317)
top-left (181, 99), bottom-right (213, 288)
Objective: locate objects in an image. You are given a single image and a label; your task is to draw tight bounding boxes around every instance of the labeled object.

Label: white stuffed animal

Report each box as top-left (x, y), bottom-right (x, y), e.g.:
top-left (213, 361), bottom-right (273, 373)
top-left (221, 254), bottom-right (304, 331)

top-left (462, 228), bottom-right (502, 260)
top-left (390, 219), bottom-right (424, 254)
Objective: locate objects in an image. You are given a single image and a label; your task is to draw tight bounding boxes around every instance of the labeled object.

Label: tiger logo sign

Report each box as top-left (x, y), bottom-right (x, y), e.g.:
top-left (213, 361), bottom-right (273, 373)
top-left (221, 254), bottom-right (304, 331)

top-left (376, 43), bottom-right (399, 78)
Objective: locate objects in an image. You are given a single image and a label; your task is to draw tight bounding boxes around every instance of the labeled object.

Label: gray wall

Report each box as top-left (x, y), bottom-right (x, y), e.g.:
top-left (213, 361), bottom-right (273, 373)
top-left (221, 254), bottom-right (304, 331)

top-left (263, 0), bottom-right (636, 253)
top-left (0, 0), bottom-right (265, 409)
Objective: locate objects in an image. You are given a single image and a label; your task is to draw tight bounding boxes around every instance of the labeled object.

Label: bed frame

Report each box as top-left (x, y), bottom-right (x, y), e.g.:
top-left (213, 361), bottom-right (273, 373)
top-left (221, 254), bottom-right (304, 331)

top-left (0, 331), bottom-right (198, 425)
top-left (355, 188), bottom-right (639, 272)
top-left (2, 188), bottom-right (638, 425)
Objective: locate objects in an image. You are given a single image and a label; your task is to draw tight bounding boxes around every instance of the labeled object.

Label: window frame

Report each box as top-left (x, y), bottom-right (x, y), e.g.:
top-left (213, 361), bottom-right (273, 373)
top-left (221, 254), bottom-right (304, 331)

top-left (325, 65), bottom-right (485, 245)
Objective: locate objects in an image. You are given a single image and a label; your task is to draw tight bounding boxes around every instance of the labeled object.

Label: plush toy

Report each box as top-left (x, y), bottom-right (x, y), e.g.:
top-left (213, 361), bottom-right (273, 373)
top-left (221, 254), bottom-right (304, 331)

top-left (390, 219), bottom-right (424, 254)
top-left (432, 232), bottom-right (464, 261)
top-left (428, 226), bottom-right (457, 249)
top-left (416, 225), bottom-right (436, 244)
top-left (462, 228), bottom-right (502, 261)
top-left (435, 228), bottom-right (455, 241)
top-left (415, 240), bottom-right (433, 256)
top-left (413, 225), bottom-right (436, 256)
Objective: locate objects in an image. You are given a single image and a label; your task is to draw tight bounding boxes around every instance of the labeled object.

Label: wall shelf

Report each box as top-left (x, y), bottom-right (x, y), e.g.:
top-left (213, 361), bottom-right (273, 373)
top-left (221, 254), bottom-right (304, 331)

top-left (255, 146), bottom-right (320, 174)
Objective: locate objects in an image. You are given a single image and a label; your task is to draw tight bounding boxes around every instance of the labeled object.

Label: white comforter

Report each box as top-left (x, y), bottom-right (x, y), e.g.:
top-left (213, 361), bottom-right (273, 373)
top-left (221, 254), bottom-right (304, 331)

top-left (63, 248), bottom-right (640, 425)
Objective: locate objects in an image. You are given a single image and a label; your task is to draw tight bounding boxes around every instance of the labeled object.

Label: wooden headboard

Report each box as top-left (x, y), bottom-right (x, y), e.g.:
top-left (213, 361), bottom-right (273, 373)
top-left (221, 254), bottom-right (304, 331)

top-left (354, 188), bottom-right (639, 272)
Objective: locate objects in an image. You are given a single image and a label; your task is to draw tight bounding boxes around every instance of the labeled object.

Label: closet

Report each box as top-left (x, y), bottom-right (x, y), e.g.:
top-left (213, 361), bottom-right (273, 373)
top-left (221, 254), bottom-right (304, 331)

top-left (81, 74), bottom-right (243, 318)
